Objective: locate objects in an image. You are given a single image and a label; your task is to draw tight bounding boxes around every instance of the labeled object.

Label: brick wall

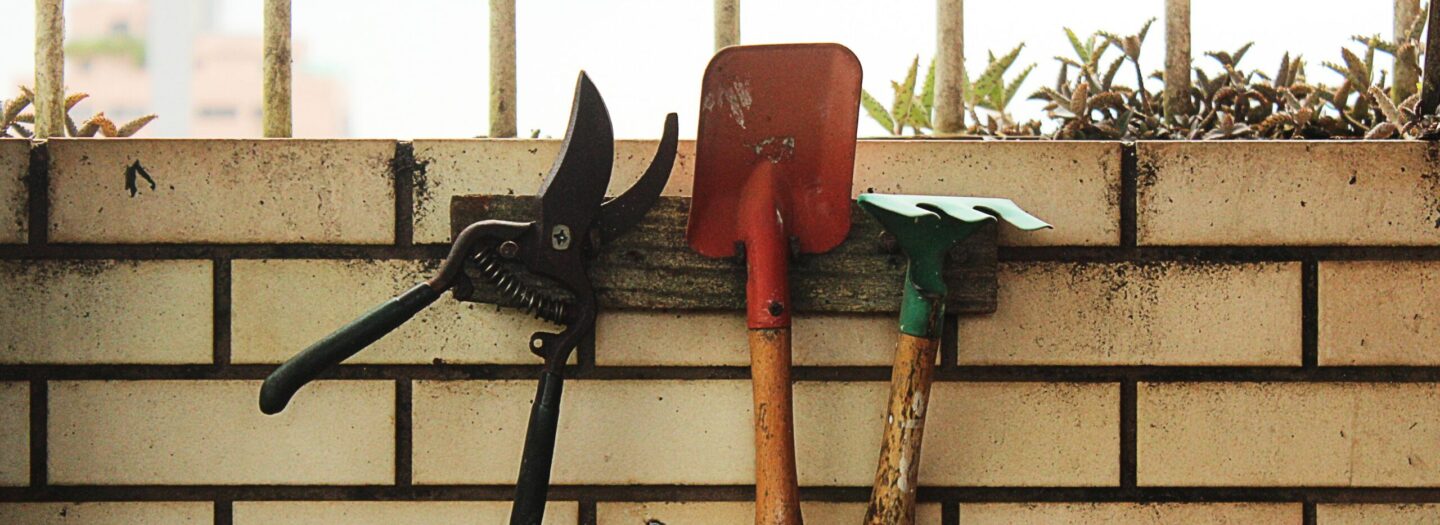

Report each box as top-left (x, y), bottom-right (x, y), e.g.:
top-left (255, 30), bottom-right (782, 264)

top-left (0, 138), bottom-right (1437, 524)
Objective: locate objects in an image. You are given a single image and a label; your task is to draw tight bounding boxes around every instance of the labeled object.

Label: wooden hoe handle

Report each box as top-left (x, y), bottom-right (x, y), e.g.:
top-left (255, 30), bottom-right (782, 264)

top-left (750, 327), bottom-right (803, 524)
top-left (864, 333), bottom-right (940, 525)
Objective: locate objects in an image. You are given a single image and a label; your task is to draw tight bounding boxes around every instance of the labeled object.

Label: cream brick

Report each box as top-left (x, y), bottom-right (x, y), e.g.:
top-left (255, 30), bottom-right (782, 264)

top-left (413, 380), bottom-right (753, 485)
top-left (414, 380), bottom-right (1115, 486)
top-left (0, 382), bottom-right (28, 486)
top-left (233, 501), bottom-right (577, 525)
top-left (959, 262), bottom-right (1301, 366)
top-left (0, 502), bottom-right (212, 524)
top-left (48, 139), bottom-right (395, 243)
top-left (597, 501), bottom-right (942, 524)
top-left (0, 260), bottom-right (211, 364)
top-left (1318, 503), bottom-right (1440, 524)
top-left (596, 311), bottom-right (900, 366)
top-left (1138, 382), bottom-right (1440, 486)
top-left (412, 139), bottom-right (696, 244)
top-left (232, 259), bottom-right (559, 364)
top-left (853, 141), bottom-right (1119, 246)
top-left (959, 502), bottom-right (1302, 524)
top-left (0, 139), bottom-right (26, 243)
top-left (1320, 261), bottom-right (1440, 365)
top-left (49, 380), bottom-right (393, 485)
top-left (414, 140), bottom-right (1117, 246)
top-left (1138, 142), bottom-right (1440, 245)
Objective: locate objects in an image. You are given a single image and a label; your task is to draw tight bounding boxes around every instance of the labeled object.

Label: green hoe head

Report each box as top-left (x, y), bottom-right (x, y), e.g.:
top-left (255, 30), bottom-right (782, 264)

top-left (858, 193), bottom-right (1051, 337)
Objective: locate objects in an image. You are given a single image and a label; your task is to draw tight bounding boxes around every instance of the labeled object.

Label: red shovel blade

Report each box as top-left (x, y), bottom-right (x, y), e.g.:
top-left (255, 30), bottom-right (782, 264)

top-left (687, 43), bottom-right (863, 260)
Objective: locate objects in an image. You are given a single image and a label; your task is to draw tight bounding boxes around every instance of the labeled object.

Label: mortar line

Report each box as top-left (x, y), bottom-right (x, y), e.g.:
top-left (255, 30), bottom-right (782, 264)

top-left (1120, 379), bottom-right (1138, 488)
top-left (942, 501), bottom-right (960, 525)
top-left (26, 141), bottom-right (48, 245)
top-left (2, 485), bottom-right (1438, 503)
top-left (1303, 500), bottom-right (1317, 525)
top-left (395, 379), bottom-right (413, 487)
top-left (393, 141), bottom-right (416, 248)
top-left (941, 313), bottom-right (959, 369)
top-left (28, 380), bottom-right (46, 487)
top-left (214, 499), bottom-right (233, 525)
top-left (578, 499), bottom-right (597, 525)
top-left (9, 244), bottom-right (1440, 262)
top-left (212, 258), bottom-right (232, 367)
top-left (1302, 260), bottom-right (1319, 368)
top-left (5, 364), bottom-right (1440, 382)
top-left (1119, 142), bottom-right (1138, 248)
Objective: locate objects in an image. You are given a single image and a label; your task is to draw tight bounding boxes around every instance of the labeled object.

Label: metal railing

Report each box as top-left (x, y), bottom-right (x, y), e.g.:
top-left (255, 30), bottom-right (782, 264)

top-left (26, 0), bottom-right (1437, 139)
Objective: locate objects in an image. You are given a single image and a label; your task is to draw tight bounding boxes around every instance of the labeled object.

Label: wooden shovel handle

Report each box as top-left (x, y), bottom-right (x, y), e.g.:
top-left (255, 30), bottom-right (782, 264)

top-left (864, 333), bottom-right (940, 525)
top-left (750, 327), bottom-right (802, 525)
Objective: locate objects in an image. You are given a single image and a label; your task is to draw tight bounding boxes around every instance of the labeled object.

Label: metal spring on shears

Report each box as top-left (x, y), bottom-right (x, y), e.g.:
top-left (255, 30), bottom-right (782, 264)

top-left (473, 247), bottom-right (569, 324)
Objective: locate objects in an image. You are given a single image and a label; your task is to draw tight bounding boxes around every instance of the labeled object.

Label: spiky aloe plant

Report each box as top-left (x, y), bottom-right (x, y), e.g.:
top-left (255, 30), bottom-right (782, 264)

top-left (860, 43), bottom-right (1038, 136)
top-left (1, 86), bottom-right (156, 138)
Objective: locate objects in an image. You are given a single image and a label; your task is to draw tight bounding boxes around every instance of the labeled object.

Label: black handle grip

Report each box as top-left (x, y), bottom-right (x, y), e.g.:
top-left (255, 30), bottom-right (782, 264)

top-left (509, 371), bottom-right (565, 525)
top-left (259, 283), bottom-right (441, 415)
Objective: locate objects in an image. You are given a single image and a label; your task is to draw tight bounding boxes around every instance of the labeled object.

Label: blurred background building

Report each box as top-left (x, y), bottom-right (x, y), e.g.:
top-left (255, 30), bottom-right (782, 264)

top-left (44, 0), bottom-right (347, 137)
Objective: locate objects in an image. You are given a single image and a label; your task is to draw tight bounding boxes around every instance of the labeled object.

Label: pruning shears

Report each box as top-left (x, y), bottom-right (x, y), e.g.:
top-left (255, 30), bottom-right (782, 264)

top-left (257, 72), bottom-right (678, 525)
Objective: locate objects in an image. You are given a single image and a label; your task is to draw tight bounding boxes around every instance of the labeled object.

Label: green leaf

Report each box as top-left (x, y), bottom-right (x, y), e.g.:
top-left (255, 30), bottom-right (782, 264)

top-left (1136, 17), bottom-right (1156, 44)
top-left (921, 59), bottom-right (936, 113)
top-left (1102, 55), bottom-right (1124, 90)
top-left (1231, 42), bottom-right (1254, 66)
top-left (1064, 27), bottom-right (1089, 63)
top-left (1340, 47), bottom-right (1370, 85)
top-left (860, 89), bottom-right (896, 135)
top-left (1002, 63), bottom-right (1036, 109)
top-left (891, 56), bottom-right (920, 133)
top-left (908, 95), bottom-right (932, 131)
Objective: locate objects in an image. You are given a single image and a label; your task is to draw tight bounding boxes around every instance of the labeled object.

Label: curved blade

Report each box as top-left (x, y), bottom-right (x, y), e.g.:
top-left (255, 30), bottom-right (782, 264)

top-left (537, 71), bottom-right (614, 237)
top-left (596, 112), bottom-right (679, 244)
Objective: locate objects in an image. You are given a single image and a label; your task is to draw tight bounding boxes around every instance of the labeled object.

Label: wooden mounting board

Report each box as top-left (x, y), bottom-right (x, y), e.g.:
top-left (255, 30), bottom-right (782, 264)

top-left (450, 195), bottom-right (998, 314)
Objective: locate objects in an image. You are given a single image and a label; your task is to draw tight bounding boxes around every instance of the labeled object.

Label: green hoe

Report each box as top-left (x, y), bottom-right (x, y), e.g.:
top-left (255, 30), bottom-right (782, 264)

top-left (858, 194), bottom-right (1050, 525)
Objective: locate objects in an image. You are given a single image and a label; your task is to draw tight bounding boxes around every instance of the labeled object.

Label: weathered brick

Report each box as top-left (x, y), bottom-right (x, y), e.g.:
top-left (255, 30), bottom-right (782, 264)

top-left (1138, 382), bottom-right (1440, 486)
top-left (596, 501), bottom-right (942, 524)
top-left (596, 311), bottom-right (899, 366)
top-left (232, 501), bottom-right (577, 525)
top-left (0, 139), bottom-right (26, 244)
top-left (48, 139), bottom-right (395, 243)
top-left (411, 139), bottom-right (695, 244)
top-left (0, 502), bottom-right (212, 524)
top-left (0, 382), bottom-right (28, 486)
top-left (1320, 261), bottom-right (1440, 365)
top-left (1318, 503), bottom-right (1440, 524)
top-left (413, 380), bottom-right (1116, 486)
top-left (413, 140), bottom-right (1118, 246)
top-left (0, 260), bottom-right (212, 364)
top-left (232, 259), bottom-right (557, 364)
top-left (853, 141), bottom-right (1119, 246)
top-left (959, 262), bottom-right (1300, 366)
top-left (1138, 142), bottom-right (1440, 246)
top-left (959, 502), bottom-right (1301, 524)
top-left (413, 380), bottom-right (752, 485)
top-left (49, 380), bottom-right (393, 485)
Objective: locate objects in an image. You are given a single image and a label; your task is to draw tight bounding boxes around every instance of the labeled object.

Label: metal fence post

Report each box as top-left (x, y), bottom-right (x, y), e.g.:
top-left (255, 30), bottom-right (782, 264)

top-left (1421, 0), bottom-right (1440, 115)
top-left (1164, 0), bottom-right (1191, 120)
top-left (933, 0), bottom-right (964, 134)
top-left (34, 0), bottom-right (66, 138)
top-left (1395, 0), bottom-right (1421, 103)
top-left (490, 0), bottom-right (517, 138)
top-left (715, 0), bottom-right (739, 51)
top-left (263, 0), bottom-right (292, 138)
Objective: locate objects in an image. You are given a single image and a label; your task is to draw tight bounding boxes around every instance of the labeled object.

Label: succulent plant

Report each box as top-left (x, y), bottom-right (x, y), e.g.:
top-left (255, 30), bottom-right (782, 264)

top-left (1, 86), bottom-right (156, 138)
top-left (861, 43), bottom-right (1040, 137)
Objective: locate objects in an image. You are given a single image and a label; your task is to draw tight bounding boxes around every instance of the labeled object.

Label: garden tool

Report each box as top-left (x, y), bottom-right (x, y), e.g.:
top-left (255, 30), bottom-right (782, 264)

top-left (858, 194), bottom-right (1049, 525)
top-left (257, 72), bottom-right (678, 525)
top-left (686, 43), bottom-right (862, 525)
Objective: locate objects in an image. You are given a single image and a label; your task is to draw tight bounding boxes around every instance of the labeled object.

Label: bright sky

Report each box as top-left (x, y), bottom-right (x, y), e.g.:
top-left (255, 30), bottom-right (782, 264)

top-left (0, 0), bottom-right (1395, 138)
